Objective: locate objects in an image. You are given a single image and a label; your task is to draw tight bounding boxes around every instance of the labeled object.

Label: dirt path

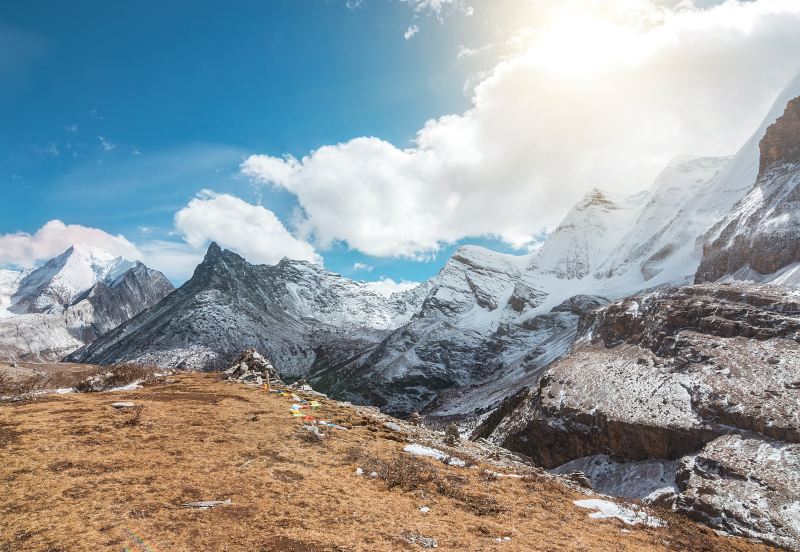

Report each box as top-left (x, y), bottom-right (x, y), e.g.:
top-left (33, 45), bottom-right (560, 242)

top-left (0, 373), bottom-right (773, 551)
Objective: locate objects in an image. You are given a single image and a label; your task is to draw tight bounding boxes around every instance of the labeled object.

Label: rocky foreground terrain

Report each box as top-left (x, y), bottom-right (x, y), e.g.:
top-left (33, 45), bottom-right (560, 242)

top-left (483, 284), bottom-right (800, 549)
top-left (0, 373), bottom-right (776, 551)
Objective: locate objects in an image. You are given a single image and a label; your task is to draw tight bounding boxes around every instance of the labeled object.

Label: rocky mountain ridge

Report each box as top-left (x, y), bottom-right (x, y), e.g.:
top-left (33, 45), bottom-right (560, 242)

top-left (74, 97), bottom-right (799, 420)
top-left (70, 243), bottom-right (426, 374)
top-left (73, 79), bottom-right (800, 424)
top-left (471, 84), bottom-right (800, 549)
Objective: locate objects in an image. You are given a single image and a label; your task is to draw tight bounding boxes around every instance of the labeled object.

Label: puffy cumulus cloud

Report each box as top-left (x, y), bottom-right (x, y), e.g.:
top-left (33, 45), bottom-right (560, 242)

top-left (365, 277), bottom-right (420, 297)
top-left (174, 190), bottom-right (321, 265)
top-left (0, 220), bottom-right (141, 269)
top-left (243, 0), bottom-right (800, 258)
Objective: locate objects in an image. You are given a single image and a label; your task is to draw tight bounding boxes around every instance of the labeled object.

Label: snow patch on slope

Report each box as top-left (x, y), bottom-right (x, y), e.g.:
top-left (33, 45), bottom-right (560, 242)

top-left (573, 499), bottom-right (665, 528)
top-left (0, 269), bottom-right (25, 318)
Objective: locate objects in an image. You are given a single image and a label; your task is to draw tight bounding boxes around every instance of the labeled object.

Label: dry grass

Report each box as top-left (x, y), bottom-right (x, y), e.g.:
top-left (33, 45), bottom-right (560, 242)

top-left (0, 373), bottom-right (776, 552)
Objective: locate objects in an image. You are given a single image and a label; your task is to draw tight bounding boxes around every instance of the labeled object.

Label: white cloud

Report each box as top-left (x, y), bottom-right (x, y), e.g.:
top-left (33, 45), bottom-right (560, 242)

top-left (243, 0), bottom-right (800, 258)
top-left (0, 220), bottom-right (141, 269)
top-left (352, 261), bottom-right (374, 272)
top-left (174, 190), bottom-right (321, 265)
top-left (38, 142), bottom-right (59, 157)
top-left (65, 123), bottom-right (78, 133)
top-left (97, 136), bottom-right (116, 151)
top-left (404, 24), bottom-right (420, 40)
top-left (405, 0), bottom-right (473, 18)
top-left (365, 277), bottom-right (419, 297)
top-left (0, 190), bottom-right (320, 282)
top-left (457, 43), bottom-right (493, 59)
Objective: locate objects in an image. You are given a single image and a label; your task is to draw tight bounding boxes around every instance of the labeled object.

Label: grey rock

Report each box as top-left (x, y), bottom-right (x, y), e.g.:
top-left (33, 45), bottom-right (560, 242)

top-left (400, 532), bottom-right (438, 549)
top-left (676, 435), bottom-right (800, 550)
top-left (299, 424), bottom-right (326, 441)
top-left (566, 472), bottom-right (593, 489)
top-left (696, 96), bottom-right (800, 284)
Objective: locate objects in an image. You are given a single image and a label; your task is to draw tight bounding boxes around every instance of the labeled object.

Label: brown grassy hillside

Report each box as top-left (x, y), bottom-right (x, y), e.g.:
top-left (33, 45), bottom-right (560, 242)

top-left (0, 373), bottom-right (773, 551)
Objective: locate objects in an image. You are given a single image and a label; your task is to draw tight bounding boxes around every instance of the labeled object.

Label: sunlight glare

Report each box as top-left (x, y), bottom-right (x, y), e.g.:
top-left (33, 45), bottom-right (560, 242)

top-left (523, 13), bottom-right (654, 77)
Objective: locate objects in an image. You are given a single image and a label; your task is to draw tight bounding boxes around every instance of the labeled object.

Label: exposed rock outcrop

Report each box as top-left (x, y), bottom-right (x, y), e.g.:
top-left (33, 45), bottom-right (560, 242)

top-left (223, 348), bottom-right (281, 386)
top-left (491, 284), bottom-right (800, 463)
top-left (759, 96), bottom-right (800, 177)
top-left (487, 283), bottom-right (800, 548)
top-left (677, 435), bottom-right (800, 549)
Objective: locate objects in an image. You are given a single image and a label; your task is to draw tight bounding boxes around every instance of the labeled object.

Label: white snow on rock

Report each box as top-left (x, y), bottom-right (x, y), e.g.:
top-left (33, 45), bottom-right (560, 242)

top-left (107, 380), bottom-right (143, 392)
top-left (534, 188), bottom-right (649, 280)
top-left (0, 268), bottom-right (26, 318)
top-left (573, 499), bottom-right (665, 528)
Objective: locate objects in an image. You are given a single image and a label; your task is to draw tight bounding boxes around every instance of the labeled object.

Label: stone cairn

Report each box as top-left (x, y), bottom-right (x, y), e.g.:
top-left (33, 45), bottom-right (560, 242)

top-left (223, 349), bottom-right (282, 387)
top-left (444, 422), bottom-right (460, 447)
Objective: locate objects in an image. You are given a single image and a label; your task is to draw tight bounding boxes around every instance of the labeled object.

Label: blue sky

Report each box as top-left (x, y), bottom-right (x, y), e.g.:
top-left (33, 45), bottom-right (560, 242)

top-left (2, 0), bottom-right (799, 285)
top-left (1, 0), bottom-right (508, 282)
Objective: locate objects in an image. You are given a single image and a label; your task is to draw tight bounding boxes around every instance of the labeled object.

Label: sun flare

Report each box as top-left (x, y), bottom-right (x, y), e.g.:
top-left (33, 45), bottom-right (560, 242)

top-left (523, 13), bottom-right (654, 76)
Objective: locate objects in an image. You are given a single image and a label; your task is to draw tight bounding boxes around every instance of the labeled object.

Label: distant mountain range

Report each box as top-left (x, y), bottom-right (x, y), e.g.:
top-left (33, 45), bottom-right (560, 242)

top-left (71, 76), bottom-right (800, 420)
top-left (0, 244), bottom-right (172, 361)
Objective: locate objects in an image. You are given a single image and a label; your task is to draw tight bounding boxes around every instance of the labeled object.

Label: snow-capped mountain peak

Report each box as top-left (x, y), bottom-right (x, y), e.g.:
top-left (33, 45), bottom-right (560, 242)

top-left (532, 187), bottom-right (648, 280)
top-left (8, 244), bottom-right (137, 315)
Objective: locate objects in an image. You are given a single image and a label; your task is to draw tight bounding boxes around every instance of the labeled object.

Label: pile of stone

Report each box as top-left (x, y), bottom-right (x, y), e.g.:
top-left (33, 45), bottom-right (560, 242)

top-left (223, 349), bottom-right (281, 386)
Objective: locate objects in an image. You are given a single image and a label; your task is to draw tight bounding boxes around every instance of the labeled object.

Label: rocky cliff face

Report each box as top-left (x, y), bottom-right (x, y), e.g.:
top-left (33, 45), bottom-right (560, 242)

top-left (759, 96), bottom-right (800, 176)
top-left (697, 95), bottom-right (800, 284)
top-left (485, 283), bottom-right (800, 548)
top-left (0, 246), bottom-right (172, 361)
